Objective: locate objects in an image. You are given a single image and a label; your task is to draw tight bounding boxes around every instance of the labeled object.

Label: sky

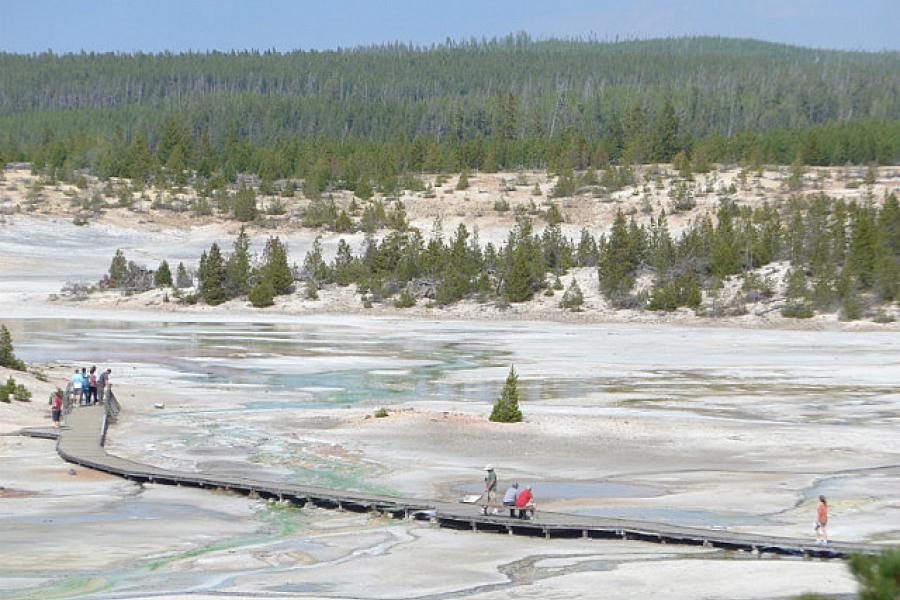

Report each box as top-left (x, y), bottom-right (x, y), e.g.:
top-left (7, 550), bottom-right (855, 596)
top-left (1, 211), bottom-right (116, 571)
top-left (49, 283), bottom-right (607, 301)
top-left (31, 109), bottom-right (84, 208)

top-left (1, 0), bottom-right (898, 54)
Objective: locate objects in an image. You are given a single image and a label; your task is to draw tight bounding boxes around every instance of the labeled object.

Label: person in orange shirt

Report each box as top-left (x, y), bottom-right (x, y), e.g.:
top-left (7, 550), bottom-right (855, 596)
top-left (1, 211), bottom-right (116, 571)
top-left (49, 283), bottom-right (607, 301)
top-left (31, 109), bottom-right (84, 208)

top-left (815, 495), bottom-right (828, 545)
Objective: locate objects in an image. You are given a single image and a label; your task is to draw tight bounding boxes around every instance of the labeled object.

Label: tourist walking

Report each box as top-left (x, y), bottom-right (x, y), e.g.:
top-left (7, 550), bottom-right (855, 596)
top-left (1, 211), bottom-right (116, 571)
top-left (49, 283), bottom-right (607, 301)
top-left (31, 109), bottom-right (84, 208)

top-left (482, 465), bottom-right (498, 515)
top-left (815, 495), bottom-right (828, 545)
top-left (70, 369), bottom-right (83, 404)
top-left (80, 368), bottom-right (89, 406)
top-left (50, 389), bottom-right (63, 428)
top-left (87, 366), bottom-right (98, 405)
top-left (502, 482), bottom-right (520, 517)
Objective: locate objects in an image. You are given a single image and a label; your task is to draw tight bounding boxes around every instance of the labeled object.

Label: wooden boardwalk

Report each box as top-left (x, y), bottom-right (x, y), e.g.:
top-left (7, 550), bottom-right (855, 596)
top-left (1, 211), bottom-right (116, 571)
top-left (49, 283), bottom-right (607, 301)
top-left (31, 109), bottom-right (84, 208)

top-left (29, 405), bottom-right (890, 559)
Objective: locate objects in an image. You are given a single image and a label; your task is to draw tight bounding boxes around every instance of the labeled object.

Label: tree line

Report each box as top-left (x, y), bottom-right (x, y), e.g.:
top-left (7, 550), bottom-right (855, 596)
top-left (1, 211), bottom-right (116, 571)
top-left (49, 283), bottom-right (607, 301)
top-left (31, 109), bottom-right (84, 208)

top-left (2, 36), bottom-right (898, 187)
top-left (110, 192), bottom-right (898, 320)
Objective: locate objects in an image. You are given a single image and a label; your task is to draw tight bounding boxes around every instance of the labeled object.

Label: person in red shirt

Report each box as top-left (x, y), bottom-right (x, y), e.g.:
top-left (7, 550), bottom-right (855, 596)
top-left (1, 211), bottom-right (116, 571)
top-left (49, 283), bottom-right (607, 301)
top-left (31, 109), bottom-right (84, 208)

top-left (515, 485), bottom-right (535, 520)
top-left (815, 495), bottom-right (828, 545)
top-left (50, 390), bottom-right (63, 428)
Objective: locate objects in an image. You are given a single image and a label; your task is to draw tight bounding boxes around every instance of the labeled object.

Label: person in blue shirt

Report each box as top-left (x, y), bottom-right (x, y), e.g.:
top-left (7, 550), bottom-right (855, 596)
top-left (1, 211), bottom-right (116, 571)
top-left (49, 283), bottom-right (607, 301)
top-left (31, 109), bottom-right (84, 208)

top-left (80, 368), bottom-right (89, 406)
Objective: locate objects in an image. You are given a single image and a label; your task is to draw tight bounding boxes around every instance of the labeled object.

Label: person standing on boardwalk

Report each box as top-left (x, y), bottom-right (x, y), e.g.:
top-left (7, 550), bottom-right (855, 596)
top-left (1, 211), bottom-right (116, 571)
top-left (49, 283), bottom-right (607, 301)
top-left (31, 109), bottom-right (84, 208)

top-left (98, 368), bottom-right (111, 403)
top-left (50, 389), bottom-right (63, 428)
top-left (70, 369), bottom-right (83, 404)
top-left (815, 495), bottom-right (828, 545)
top-left (87, 366), bottom-right (98, 405)
top-left (482, 465), bottom-right (498, 515)
top-left (80, 368), bottom-right (89, 406)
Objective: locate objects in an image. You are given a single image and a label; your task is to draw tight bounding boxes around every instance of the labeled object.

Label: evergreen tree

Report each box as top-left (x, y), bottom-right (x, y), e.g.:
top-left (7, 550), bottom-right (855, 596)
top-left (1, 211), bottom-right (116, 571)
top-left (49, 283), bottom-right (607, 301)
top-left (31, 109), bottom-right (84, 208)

top-left (262, 236), bottom-right (293, 295)
top-left (333, 239), bottom-right (357, 286)
top-left (302, 236), bottom-right (329, 284)
top-left (248, 276), bottom-right (275, 307)
top-left (505, 243), bottom-right (533, 302)
top-left (201, 243), bottom-right (227, 305)
top-left (599, 210), bottom-right (638, 302)
top-left (455, 170), bottom-right (470, 190)
top-left (175, 261), bottom-right (192, 288)
top-left (575, 228), bottom-right (599, 267)
top-left (108, 249), bottom-right (128, 287)
top-left (653, 100), bottom-right (680, 162)
top-left (224, 226), bottom-right (252, 297)
top-left (490, 365), bottom-right (523, 423)
top-left (0, 325), bottom-right (26, 371)
top-left (232, 185), bottom-right (258, 222)
top-left (154, 260), bottom-right (173, 287)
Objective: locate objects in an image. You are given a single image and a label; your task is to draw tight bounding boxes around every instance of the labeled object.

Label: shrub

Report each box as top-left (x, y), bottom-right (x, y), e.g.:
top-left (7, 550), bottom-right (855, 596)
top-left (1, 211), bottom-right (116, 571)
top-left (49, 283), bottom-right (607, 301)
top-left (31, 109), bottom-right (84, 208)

top-left (393, 288), bottom-right (416, 308)
top-left (559, 279), bottom-right (585, 311)
top-left (374, 407), bottom-right (389, 418)
top-left (545, 204), bottom-right (564, 225)
top-left (1, 377), bottom-right (30, 402)
top-left (781, 301), bottom-right (815, 319)
top-left (248, 278), bottom-right (275, 307)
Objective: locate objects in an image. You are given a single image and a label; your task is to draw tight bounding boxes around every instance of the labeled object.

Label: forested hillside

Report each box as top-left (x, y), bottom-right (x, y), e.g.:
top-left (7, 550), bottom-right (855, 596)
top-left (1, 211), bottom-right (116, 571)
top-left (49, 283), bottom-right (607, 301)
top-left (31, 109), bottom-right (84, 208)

top-left (1, 36), bottom-right (898, 188)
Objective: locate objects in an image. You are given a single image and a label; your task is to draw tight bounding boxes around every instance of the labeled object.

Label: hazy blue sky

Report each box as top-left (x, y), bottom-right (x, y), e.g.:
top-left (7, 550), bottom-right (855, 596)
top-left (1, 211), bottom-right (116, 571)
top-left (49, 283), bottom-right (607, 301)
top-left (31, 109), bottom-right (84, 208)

top-left (2, 0), bottom-right (898, 54)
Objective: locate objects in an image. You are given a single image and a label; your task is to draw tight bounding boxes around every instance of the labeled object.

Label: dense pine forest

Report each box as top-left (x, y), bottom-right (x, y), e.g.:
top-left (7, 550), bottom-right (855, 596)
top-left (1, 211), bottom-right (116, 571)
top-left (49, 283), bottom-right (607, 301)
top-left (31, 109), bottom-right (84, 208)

top-left (1, 36), bottom-right (899, 189)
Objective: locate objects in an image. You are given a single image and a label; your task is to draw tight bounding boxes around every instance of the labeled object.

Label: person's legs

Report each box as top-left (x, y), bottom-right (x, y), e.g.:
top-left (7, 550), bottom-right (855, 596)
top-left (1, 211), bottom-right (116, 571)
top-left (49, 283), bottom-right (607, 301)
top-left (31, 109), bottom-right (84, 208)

top-left (90, 387), bottom-right (98, 404)
top-left (821, 525), bottom-right (828, 544)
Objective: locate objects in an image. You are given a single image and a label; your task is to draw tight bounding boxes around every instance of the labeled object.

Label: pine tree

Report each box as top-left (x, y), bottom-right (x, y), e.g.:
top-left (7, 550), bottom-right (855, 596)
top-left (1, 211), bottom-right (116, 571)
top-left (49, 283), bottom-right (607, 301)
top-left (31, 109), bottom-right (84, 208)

top-left (232, 185), bottom-right (258, 222)
top-left (653, 100), bottom-right (680, 162)
top-left (455, 170), bottom-right (470, 191)
top-left (505, 243), bottom-right (532, 302)
top-left (224, 226), bottom-right (251, 298)
top-left (154, 260), bottom-right (173, 287)
top-left (0, 325), bottom-right (26, 371)
top-left (262, 236), bottom-right (293, 295)
top-left (108, 249), bottom-right (128, 287)
top-left (599, 210), bottom-right (637, 302)
top-left (201, 243), bottom-right (227, 305)
top-left (490, 365), bottom-right (523, 423)
top-left (248, 276), bottom-right (275, 307)
top-left (333, 239), bottom-right (357, 286)
top-left (175, 262), bottom-right (192, 288)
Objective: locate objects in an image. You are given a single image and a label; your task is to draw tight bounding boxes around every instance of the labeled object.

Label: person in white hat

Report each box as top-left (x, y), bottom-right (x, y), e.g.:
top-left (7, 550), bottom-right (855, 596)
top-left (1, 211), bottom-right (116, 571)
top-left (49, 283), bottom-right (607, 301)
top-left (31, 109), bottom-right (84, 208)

top-left (482, 465), bottom-right (498, 515)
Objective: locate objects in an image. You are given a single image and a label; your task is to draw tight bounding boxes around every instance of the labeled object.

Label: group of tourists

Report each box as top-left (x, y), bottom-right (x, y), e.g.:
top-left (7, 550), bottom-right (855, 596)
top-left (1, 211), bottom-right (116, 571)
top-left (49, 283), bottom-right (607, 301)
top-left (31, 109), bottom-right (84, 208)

top-left (70, 366), bottom-right (112, 406)
top-left (49, 365), bottom-right (112, 428)
top-left (481, 465), bottom-right (536, 519)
